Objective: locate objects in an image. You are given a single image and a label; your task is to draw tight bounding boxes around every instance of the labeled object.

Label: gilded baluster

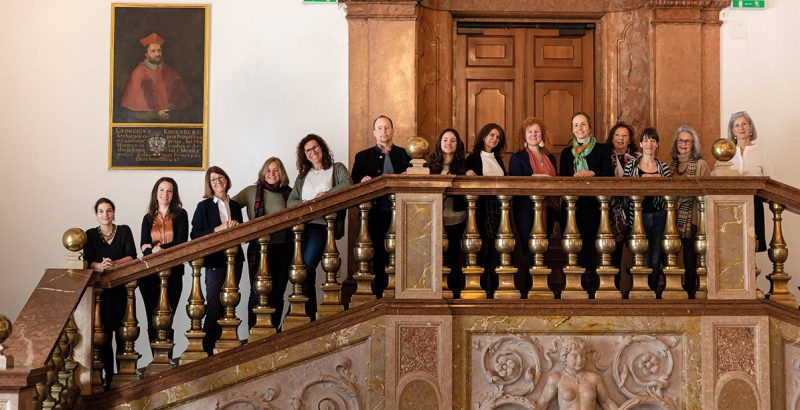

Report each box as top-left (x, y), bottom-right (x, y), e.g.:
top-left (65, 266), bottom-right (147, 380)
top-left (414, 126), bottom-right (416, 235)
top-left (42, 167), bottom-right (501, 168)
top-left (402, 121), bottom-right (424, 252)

top-left (595, 196), bottom-right (620, 299)
top-left (351, 202), bottom-right (377, 306)
top-left (460, 195), bottom-right (485, 299)
top-left (561, 196), bottom-right (586, 299)
top-left (319, 214), bottom-right (345, 318)
top-left (661, 196), bottom-right (686, 299)
top-left (145, 269), bottom-right (176, 375)
top-left (628, 196), bottom-right (654, 299)
top-left (48, 334), bottom-right (64, 406)
top-left (250, 235), bottom-right (276, 340)
top-left (767, 202), bottom-right (797, 307)
top-left (112, 280), bottom-right (141, 387)
top-left (695, 196), bottom-right (708, 299)
top-left (494, 195), bottom-right (519, 299)
top-left (91, 288), bottom-right (106, 393)
top-left (34, 381), bottom-right (48, 409)
top-left (180, 258), bottom-right (207, 365)
top-left (528, 195), bottom-right (552, 299)
top-left (284, 224), bottom-right (311, 328)
top-left (384, 194), bottom-right (397, 298)
top-left (64, 315), bottom-right (80, 404)
top-left (215, 247), bottom-right (243, 353)
top-left (56, 330), bottom-right (72, 406)
top-left (441, 197), bottom-right (452, 298)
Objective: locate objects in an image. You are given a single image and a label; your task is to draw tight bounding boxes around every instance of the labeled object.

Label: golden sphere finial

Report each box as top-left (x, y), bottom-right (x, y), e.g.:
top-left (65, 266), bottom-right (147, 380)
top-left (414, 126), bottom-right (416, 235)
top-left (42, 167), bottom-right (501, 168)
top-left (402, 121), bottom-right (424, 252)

top-left (62, 228), bottom-right (87, 252)
top-left (0, 314), bottom-right (11, 345)
top-left (405, 136), bottom-right (430, 160)
top-left (711, 138), bottom-right (736, 162)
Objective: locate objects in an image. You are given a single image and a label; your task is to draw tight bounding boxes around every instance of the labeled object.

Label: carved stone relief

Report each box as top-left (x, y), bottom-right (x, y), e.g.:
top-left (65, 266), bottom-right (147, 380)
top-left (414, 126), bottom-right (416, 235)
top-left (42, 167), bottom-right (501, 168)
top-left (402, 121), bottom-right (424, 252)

top-left (470, 334), bottom-right (683, 409)
top-left (786, 343), bottom-right (800, 410)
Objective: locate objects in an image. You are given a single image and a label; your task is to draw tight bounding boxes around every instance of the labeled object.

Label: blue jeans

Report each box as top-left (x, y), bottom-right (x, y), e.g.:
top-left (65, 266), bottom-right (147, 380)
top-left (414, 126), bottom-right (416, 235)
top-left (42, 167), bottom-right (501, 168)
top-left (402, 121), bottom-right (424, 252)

top-left (642, 211), bottom-right (666, 292)
top-left (301, 223), bottom-right (327, 321)
top-left (203, 262), bottom-right (243, 355)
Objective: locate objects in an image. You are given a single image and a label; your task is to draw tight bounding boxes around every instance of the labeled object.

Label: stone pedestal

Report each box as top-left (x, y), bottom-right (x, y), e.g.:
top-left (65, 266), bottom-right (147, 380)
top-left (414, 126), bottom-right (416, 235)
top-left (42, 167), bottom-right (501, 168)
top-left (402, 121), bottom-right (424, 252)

top-left (394, 193), bottom-right (443, 299)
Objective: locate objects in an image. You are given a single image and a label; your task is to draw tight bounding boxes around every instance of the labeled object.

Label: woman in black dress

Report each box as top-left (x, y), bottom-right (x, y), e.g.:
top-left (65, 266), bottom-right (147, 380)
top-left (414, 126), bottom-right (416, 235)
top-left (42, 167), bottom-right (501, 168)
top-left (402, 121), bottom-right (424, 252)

top-left (84, 198), bottom-right (136, 388)
top-left (139, 177), bottom-right (188, 349)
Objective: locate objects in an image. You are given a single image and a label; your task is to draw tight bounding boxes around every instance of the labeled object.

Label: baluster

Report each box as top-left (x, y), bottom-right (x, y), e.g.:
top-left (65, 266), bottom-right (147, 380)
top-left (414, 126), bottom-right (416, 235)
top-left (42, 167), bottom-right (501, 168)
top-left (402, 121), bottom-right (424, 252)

top-left (112, 280), bottom-right (141, 387)
top-left (91, 289), bottom-right (105, 393)
top-left (767, 202), bottom-right (797, 307)
top-left (64, 315), bottom-right (80, 405)
top-left (42, 352), bottom-right (58, 408)
top-left (561, 196), bottom-right (586, 299)
top-left (595, 196), bottom-right (620, 299)
top-left (461, 195), bottom-right (485, 299)
top-left (47, 335), bottom-right (64, 406)
top-left (628, 196), bottom-right (654, 299)
top-left (34, 381), bottom-right (48, 409)
top-left (442, 195), bottom-right (453, 298)
top-left (56, 330), bottom-right (72, 405)
top-left (145, 269), bottom-right (176, 375)
top-left (250, 235), bottom-right (276, 340)
top-left (494, 195), bottom-right (519, 299)
top-left (215, 247), bottom-right (243, 353)
top-left (285, 224), bottom-right (311, 328)
top-left (319, 214), bottom-right (345, 318)
top-left (180, 258), bottom-right (207, 365)
top-left (695, 196), bottom-right (708, 299)
top-left (384, 194), bottom-right (397, 298)
top-left (351, 202), bottom-right (377, 306)
top-left (661, 196), bottom-right (686, 299)
top-left (528, 195), bottom-right (552, 299)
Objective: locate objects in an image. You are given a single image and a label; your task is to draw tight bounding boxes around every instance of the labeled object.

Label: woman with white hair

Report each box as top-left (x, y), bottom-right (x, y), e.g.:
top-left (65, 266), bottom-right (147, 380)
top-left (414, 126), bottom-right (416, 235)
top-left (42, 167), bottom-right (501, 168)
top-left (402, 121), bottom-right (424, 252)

top-left (728, 111), bottom-right (772, 253)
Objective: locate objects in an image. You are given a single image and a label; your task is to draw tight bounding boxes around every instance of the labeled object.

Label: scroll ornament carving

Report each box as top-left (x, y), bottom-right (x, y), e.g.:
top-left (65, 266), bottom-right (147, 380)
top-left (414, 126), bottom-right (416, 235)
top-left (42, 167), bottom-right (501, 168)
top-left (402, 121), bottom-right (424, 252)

top-left (292, 357), bottom-right (361, 410)
top-left (791, 357), bottom-right (800, 410)
top-left (473, 335), bottom-right (681, 409)
top-left (214, 385), bottom-right (280, 410)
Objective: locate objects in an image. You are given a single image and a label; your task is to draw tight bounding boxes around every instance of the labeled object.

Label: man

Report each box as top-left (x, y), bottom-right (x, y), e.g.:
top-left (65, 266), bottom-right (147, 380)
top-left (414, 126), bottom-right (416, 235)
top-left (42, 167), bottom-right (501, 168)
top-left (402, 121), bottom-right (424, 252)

top-left (120, 33), bottom-right (192, 123)
top-left (351, 115), bottom-right (411, 297)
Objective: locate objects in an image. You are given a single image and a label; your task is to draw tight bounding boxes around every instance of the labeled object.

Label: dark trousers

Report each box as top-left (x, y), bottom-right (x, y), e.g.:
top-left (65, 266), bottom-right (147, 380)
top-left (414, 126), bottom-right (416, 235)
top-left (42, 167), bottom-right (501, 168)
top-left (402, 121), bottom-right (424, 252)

top-left (246, 241), bottom-right (291, 330)
top-left (643, 211), bottom-right (667, 294)
top-left (100, 284), bottom-right (127, 388)
top-left (368, 207), bottom-right (392, 298)
top-left (300, 223), bottom-right (327, 321)
top-left (202, 262), bottom-right (243, 355)
top-left (139, 265), bottom-right (184, 348)
top-left (681, 225), bottom-right (699, 297)
top-left (444, 221), bottom-right (466, 298)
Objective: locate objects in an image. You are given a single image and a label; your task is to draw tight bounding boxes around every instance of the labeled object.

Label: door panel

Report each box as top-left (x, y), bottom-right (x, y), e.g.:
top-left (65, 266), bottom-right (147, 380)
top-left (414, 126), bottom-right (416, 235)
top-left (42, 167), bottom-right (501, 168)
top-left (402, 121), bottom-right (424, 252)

top-left (467, 81), bottom-right (514, 142)
top-left (535, 82), bottom-right (583, 151)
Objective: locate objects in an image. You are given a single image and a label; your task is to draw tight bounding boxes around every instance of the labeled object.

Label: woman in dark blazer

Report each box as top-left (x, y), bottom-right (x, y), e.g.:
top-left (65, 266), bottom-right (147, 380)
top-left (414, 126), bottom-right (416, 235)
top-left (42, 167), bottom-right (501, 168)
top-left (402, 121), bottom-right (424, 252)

top-left (559, 112), bottom-right (613, 296)
top-left (509, 117), bottom-right (558, 273)
top-left (139, 177), bottom-right (188, 351)
top-left (190, 166), bottom-right (244, 355)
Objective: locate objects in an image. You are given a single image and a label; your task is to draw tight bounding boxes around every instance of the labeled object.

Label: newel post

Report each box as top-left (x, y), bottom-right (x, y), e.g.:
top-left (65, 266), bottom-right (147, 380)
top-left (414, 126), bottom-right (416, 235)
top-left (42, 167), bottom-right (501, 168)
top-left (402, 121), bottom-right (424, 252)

top-left (393, 192), bottom-right (444, 299)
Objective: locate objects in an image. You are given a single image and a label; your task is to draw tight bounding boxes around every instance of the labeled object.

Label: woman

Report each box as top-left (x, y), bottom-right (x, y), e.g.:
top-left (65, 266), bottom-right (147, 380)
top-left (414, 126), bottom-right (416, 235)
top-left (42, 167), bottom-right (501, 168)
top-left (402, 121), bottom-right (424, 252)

top-left (287, 134), bottom-right (352, 321)
top-left (465, 123), bottom-right (507, 298)
top-left (139, 177), bottom-right (188, 349)
top-left (190, 166), bottom-right (244, 355)
top-left (509, 117), bottom-right (558, 274)
top-left (606, 122), bottom-right (639, 270)
top-left (729, 111), bottom-right (772, 253)
top-left (559, 112), bottom-right (613, 295)
top-left (233, 157), bottom-right (293, 330)
top-left (670, 126), bottom-right (710, 297)
top-left (623, 128), bottom-right (672, 295)
top-left (428, 128), bottom-right (468, 297)
top-left (83, 198), bottom-right (136, 388)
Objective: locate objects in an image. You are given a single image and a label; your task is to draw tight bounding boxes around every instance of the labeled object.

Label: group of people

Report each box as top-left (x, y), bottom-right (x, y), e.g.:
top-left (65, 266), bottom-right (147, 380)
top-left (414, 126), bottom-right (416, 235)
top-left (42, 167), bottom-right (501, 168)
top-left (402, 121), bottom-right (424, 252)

top-left (85, 111), bottom-right (769, 387)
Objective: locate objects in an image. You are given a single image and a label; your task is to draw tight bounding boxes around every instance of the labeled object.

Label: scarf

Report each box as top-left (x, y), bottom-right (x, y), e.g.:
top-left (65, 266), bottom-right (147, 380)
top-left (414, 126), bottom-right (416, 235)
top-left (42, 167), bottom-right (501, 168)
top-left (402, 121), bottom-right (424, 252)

top-left (571, 136), bottom-right (596, 172)
top-left (670, 156), bottom-right (698, 238)
top-left (527, 148), bottom-right (557, 177)
top-left (254, 182), bottom-right (291, 218)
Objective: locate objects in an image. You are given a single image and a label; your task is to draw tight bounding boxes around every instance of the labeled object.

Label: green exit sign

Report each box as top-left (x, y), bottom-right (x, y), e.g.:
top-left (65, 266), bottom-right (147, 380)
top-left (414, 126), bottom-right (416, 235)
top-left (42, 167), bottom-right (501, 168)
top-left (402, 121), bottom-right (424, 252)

top-left (732, 0), bottom-right (765, 8)
top-left (304, 0), bottom-right (337, 3)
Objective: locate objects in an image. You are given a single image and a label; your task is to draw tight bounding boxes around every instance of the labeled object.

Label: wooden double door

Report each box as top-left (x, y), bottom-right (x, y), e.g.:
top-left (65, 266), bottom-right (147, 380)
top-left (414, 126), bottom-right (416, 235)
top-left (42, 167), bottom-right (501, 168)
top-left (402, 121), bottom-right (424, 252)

top-left (455, 26), bottom-right (595, 162)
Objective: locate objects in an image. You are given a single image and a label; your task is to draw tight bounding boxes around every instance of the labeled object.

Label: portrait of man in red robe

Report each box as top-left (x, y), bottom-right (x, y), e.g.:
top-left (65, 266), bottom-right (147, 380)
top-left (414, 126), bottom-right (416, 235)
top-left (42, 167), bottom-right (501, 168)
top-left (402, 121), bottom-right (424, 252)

top-left (120, 33), bottom-right (193, 123)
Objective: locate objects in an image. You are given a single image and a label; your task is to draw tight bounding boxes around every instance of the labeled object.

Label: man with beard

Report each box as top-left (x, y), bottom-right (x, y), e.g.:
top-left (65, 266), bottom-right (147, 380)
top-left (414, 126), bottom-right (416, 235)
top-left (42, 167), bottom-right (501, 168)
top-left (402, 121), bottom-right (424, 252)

top-left (120, 33), bottom-right (192, 123)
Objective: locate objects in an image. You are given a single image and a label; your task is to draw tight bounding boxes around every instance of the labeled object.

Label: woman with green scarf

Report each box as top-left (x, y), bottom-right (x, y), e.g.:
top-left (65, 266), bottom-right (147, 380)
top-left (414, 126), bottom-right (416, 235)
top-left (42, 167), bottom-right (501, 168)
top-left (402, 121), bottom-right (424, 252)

top-left (559, 112), bottom-right (613, 297)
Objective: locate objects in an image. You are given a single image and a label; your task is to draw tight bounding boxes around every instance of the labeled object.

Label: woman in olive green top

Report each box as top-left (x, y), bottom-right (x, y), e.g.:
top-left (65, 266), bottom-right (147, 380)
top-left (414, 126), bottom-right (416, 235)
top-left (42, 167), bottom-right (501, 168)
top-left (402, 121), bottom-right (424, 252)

top-left (232, 157), bottom-right (292, 330)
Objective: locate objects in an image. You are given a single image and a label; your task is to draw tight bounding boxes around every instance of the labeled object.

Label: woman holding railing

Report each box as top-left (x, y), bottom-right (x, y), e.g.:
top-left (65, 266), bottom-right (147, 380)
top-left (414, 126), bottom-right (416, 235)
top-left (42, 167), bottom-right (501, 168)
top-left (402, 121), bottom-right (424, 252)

top-left (190, 166), bottom-right (244, 355)
top-left (465, 123), bottom-right (508, 298)
top-left (139, 177), bottom-right (188, 351)
top-left (288, 134), bottom-right (352, 321)
top-left (428, 128), bottom-right (468, 296)
top-left (233, 157), bottom-right (293, 330)
top-left (669, 126), bottom-right (710, 297)
top-left (624, 128), bottom-right (672, 296)
top-left (84, 197), bottom-right (136, 388)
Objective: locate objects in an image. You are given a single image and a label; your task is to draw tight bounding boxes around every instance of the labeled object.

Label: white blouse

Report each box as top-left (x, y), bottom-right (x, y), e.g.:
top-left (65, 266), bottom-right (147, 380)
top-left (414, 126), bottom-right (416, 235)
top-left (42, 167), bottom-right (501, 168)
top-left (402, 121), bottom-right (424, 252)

top-left (480, 150), bottom-right (504, 176)
top-left (731, 142), bottom-right (772, 176)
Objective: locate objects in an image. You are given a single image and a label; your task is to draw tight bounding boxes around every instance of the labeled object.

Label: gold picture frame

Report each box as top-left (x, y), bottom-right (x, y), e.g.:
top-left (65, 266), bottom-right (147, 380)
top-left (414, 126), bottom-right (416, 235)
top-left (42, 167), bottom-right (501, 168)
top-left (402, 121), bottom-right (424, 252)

top-left (108, 3), bottom-right (209, 170)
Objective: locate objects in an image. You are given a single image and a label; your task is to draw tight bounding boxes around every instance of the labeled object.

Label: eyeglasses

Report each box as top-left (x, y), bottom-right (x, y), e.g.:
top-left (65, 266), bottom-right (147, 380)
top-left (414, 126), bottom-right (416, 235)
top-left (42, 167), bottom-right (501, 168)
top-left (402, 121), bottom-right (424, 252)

top-left (676, 139), bottom-right (693, 145)
top-left (304, 145), bottom-right (321, 154)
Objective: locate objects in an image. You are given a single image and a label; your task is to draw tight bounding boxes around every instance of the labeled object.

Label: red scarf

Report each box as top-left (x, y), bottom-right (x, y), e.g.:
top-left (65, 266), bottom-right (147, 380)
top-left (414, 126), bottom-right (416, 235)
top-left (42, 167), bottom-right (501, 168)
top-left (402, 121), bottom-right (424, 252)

top-left (527, 149), bottom-right (557, 176)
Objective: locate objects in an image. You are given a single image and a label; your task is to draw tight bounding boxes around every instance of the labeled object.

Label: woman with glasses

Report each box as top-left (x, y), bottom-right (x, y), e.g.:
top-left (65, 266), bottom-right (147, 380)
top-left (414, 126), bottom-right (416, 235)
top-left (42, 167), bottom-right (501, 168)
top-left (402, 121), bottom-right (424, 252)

top-left (728, 111), bottom-right (772, 253)
top-left (190, 166), bottom-right (244, 355)
top-left (669, 126), bottom-right (710, 297)
top-left (605, 122), bottom-right (639, 271)
top-left (287, 134), bottom-right (352, 321)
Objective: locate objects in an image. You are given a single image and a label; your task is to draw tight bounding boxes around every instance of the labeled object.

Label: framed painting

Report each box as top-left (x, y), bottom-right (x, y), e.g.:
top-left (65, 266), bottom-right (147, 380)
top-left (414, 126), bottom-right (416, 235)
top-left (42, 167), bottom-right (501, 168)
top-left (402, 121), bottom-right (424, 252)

top-left (108, 4), bottom-right (209, 170)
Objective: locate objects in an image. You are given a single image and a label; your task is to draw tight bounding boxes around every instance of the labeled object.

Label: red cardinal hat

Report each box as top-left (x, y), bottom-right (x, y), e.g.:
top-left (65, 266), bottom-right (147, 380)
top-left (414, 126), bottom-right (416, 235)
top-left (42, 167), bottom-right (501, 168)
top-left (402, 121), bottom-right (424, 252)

top-left (139, 33), bottom-right (165, 47)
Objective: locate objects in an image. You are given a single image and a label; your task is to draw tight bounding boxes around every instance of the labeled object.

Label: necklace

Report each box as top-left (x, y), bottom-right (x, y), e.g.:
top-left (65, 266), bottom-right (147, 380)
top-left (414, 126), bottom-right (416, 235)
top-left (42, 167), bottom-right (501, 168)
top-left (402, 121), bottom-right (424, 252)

top-left (99, 224), bottom-right (117, 244)
top-left (676, 163), bottom-right (688, 176)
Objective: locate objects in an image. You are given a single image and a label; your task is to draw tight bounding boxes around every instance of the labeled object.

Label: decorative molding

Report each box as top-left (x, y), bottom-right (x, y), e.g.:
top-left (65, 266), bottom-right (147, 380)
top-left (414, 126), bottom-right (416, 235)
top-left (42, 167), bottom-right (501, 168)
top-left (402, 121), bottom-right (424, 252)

top-left (715, 326), bottom-right (756, 378)
top-left (400, 326), bottom-right (439, 377)
top-left (294, 358), bottom-right (361, 410)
